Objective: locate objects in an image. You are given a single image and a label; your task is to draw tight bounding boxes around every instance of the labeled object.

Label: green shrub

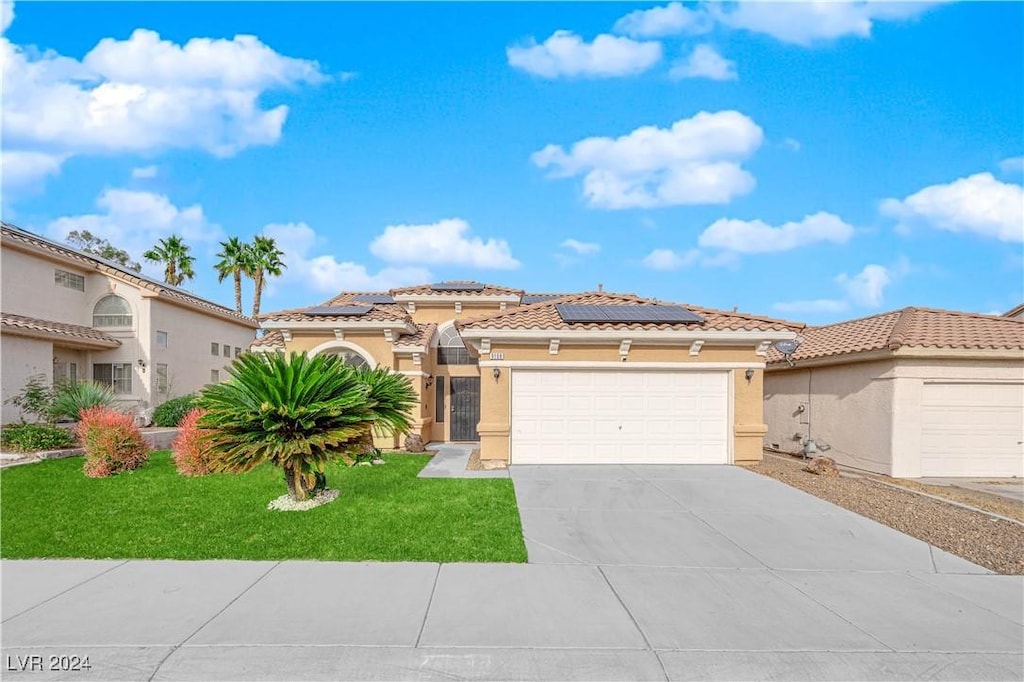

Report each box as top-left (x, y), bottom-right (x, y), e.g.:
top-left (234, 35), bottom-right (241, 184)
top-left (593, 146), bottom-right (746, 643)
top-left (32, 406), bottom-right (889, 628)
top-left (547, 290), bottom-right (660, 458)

top-left (3, 374), bottom-right (55, 423)
top-left (1, 423), bottom-right (76, 452)
top-left (153, 394), bottom-right (198, 427)
top-left (49, 381), bottom-right (116, 422)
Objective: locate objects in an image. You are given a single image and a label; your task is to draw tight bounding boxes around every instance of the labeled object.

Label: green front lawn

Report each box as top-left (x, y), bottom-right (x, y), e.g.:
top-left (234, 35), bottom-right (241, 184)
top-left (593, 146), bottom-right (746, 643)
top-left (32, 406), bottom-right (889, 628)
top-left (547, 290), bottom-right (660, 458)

top-left (0, 452), bottom-right (527, 563)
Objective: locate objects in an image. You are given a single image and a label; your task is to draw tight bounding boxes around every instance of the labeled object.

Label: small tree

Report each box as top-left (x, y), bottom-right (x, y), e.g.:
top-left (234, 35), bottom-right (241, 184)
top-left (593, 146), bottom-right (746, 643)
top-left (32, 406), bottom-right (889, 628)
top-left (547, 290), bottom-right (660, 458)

top-left (3, 374), bottom-right (55, 423)
top-left (65, 230), bottom-right (142, 271)
top-left (198, 352), bottom-right (416, 502)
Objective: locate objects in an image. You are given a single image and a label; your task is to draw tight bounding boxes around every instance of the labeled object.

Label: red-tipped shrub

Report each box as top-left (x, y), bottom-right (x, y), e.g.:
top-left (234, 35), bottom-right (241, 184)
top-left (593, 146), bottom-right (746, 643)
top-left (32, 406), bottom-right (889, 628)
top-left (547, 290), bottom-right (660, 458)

top-left (171, 408), bottom-right (215, 476)
top-left (75, 407), bottom-right (149, 478)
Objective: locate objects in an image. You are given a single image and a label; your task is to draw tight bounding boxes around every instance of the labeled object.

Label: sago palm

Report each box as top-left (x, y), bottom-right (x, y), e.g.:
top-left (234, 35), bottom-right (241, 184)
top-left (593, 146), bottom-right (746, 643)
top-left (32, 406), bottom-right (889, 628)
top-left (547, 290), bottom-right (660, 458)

top-left (197, 352), bottom-right (415, 501)
top-left (355, 365), bottom-right (418, 452)
top-left (143, 236), bottom-right (196, 286)
top-left (214, 237), bottom-right (251, 314)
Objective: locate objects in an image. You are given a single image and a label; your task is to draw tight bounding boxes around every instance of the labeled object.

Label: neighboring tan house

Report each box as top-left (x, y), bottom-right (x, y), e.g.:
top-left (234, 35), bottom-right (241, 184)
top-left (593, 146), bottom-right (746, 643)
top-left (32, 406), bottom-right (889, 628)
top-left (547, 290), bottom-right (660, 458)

top-left (1, 223), bottom-right (259, 423)
top-left (254, 282), bottom-right (801, 467)
top-left (764, 308), bottom-right (1024, 478)
top-left (1004, 303), bottom-right (1024, 320)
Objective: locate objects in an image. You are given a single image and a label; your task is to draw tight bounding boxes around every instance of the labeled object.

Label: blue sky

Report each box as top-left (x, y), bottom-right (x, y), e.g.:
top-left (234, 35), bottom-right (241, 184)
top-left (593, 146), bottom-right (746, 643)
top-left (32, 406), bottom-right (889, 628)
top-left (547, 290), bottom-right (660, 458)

top-left (3, 1), bottom-right (1022, 321)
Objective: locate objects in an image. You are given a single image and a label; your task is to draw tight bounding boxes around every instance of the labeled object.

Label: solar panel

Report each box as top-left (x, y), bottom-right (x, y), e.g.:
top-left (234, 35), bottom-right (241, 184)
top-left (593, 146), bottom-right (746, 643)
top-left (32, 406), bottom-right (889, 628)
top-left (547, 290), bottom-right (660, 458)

top-left (522, 294), bottom-right (564, 304)
top-left (352, 294), bottom-right (395, 304)
top-left (304, 305), bottom-right (372, 316)
top-left (430, 281), bottom-right (485, 291)
top-left (554, 304), bottom-right (704, 324)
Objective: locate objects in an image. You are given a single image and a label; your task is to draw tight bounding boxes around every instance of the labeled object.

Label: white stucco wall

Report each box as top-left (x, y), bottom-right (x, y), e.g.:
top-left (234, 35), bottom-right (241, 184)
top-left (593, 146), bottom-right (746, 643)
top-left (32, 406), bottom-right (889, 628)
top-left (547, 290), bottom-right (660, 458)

top-left (1, 335), bottom-right (54, 423)
top-left (148, 299), bottom-right (256, 402)
top-left (764, 360), bottom-right (897, 475)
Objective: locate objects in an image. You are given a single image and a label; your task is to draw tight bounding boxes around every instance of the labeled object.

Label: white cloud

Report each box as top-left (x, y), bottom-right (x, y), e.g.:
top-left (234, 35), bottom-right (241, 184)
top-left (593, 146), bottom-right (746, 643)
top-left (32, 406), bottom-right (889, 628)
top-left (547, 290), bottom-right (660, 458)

top-left (775, 260), bottom-right (904, 315)
top-left (507, 30), bottom-right (662, 79)
top-left (1, 150), bottom-right (66, 188)
top-left (998, 156), bottom-right (1024, 174)
top-left (669, 44), bottom-right (737, 81)
top-left (613, 3), bottom-right (713, 38)
top-left (560, 238), bottom-right (600, 255)
top-left (698, 212), bottom-right (854, 253)
top-left (836, 263), bottom-right (891, 307)
top-left (1, 27), bottom-right (325, 193)
top-left (46, 189), bottom-right (224, 273)
top-left (773, 299), bottom-right (850, 314)
top-left (641, 248), bottom-right (700, 271)
top-left (714, 2), bottom-right (940, 46)
top-left (781, 137), bottom-right (802, 152)
top-left (131, 165), bottom-right (159, 179)
top-left (262, 222), bottom-right (431, 295)
top-left (880, 172), bottom-right (1024, 243)
top-left (1, 0), bottom-right (13, 35)
top-left (369, 218), bottom-right (521, 269)
top-left (532, 110), bottom-right (763, 209)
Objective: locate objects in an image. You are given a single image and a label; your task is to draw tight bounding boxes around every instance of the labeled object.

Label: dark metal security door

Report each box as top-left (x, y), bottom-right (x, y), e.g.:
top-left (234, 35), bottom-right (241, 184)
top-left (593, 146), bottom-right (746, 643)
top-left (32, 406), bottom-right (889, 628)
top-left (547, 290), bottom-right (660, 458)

top-left (450, 377), bottom-right (480, 441)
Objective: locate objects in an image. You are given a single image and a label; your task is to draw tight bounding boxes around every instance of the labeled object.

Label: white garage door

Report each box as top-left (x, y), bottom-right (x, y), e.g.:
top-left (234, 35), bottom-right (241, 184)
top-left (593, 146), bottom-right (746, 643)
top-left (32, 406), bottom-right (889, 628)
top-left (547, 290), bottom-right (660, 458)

top-left (920, 382), bottom-right (1024, 477)
top-left (510, 370), bottom-right (729, 464)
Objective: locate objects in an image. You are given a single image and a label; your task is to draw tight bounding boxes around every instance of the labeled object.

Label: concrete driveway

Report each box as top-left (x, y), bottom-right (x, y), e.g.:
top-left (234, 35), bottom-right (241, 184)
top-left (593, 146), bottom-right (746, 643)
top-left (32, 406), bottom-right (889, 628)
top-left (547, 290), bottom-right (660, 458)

top-left (1, 464), bottom-right (1021, 681)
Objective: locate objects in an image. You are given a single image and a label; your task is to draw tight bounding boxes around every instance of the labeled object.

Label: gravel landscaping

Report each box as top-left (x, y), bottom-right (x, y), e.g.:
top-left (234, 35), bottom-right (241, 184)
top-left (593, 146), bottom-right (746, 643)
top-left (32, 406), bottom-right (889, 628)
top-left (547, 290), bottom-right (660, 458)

top-left (745, 453), bottom-right (1024, 575)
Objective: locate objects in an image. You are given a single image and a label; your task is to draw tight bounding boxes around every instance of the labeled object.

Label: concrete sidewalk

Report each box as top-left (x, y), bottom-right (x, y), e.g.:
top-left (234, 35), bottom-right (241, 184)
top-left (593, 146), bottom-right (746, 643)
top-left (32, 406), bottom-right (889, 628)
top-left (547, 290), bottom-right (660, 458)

top-left (2, 558), bottom-right (1021, 681)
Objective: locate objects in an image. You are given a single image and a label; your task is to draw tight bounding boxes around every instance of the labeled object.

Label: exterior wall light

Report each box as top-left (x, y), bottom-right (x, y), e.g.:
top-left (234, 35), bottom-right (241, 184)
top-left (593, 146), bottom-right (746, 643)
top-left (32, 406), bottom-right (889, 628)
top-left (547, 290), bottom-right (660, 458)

top-left (492, 368), bottom-right (501, 381)
top-left (745, 368), bottom-right (755, 383)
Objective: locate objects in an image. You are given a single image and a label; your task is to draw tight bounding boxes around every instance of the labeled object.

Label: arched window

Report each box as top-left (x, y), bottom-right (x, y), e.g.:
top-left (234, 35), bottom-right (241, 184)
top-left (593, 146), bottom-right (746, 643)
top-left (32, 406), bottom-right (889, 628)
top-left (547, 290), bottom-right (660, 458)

top-left (437, 324), bottom-right (475, 365)
top-left (92, 295), bottom-right (132, 327)
top-left (322, 347), bottom-right (370, 369)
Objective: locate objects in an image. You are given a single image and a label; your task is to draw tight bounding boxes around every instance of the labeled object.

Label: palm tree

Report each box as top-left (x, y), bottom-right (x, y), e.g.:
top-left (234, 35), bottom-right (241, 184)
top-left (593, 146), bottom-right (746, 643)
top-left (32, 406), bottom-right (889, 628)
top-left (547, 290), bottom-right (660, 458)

top-left (143, 236), bottom-right (196, 286)
top-left (214, 237), bottom-right (251, 314)
top-left (197, 352), bottom-right (416, 502)
top-left (248, 235), bottom-right (285, 318)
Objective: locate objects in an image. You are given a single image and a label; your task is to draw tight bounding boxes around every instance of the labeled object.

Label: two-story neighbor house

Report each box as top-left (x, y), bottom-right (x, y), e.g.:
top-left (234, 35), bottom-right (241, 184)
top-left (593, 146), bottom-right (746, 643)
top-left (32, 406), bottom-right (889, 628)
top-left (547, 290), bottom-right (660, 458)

top-left (254, 282), bottom-right (802, 467)
top-left (1, 223), bottom-right (259, 424)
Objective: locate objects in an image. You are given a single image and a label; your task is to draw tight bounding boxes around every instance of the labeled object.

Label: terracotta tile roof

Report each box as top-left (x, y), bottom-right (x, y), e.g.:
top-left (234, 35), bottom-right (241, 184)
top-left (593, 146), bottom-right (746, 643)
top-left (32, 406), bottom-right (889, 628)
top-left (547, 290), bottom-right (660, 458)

top-left (261, 303), bottom-right (411, 324)
top-left (458, 292), bottom-right (800, 333)
top-left (1, 223), bottom-right (257, 328)
top-left (521, 292), bottom-right (577, 304)
top-left (1, 312), bottom-right (122, 348)
top-left (322, 291), bottom-right (392, 306)
top-left (767, 307), bottom-right (1024, 365)
top-left (391, 280), bottom-right (524, 296)
top-left (250, 329), bottom-right (285, 350)
top-left (394, 323), bottom-right (437, 348)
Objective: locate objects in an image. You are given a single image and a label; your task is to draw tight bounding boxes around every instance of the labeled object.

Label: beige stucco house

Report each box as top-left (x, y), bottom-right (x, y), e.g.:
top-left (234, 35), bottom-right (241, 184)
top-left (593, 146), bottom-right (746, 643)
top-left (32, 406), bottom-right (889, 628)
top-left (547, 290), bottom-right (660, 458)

top-left (764, 308), bottom-right (1024, 478)
top-left (255, 282), bottom-right (801, 466)
top-left (1, 223), bottom-right (259, 424)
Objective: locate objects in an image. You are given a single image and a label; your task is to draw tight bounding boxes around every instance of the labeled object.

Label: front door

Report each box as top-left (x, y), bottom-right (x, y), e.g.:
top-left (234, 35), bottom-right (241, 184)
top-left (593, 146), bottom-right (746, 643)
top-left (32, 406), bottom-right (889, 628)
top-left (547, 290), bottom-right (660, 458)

top-left (450, 377), bottom-right (481, 441)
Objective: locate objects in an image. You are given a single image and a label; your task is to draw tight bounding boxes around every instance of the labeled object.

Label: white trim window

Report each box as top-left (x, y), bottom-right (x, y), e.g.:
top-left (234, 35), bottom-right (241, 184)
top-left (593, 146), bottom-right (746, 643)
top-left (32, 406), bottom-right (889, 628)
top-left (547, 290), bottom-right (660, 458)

top-left (94, 363), bottom-right (133, 394)
top-left (92, 295), bottom-right (132, 328)
top-left (437, 324), bottom-right (475, 365)
top-left (155, 364), bottom-right (169, 394)
top-left (55, 269), bottom-right (85, 292)
top-left (156, 331), bottom-right (168, 349)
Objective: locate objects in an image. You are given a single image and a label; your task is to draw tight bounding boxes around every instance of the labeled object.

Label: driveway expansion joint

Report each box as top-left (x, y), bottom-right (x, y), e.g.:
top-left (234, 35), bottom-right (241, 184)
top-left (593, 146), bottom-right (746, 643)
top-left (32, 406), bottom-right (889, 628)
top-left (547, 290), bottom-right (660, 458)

top-left (1, 559), bottom-right (129, 624)
top-left (414, 563), bottom-right (442, 648)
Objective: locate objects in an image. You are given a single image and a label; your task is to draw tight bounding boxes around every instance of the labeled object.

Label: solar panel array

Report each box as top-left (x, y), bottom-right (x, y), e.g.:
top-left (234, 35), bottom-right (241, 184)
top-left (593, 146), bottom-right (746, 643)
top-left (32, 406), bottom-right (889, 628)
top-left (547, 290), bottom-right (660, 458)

top-left (352, 294), bottom-right (395, 304)
top-left (430, 282), bottom-right (485, 291)
top-left (304, 305), bottom-right (373, 316)
top-left (522, 294), bottom-right (564, 304)
top-left (555, 304), bottom-right (704, 324)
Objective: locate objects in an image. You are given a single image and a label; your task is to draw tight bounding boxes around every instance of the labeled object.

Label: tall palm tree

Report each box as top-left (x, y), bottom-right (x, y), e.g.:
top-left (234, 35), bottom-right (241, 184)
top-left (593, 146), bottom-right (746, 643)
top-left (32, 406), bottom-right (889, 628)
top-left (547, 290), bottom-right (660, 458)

top-left (248, 235), bottom-right (286, 318)
top-left (214, 237), bottom-right (251, 314)
top-left (143, 236), bottom-right (196, 286)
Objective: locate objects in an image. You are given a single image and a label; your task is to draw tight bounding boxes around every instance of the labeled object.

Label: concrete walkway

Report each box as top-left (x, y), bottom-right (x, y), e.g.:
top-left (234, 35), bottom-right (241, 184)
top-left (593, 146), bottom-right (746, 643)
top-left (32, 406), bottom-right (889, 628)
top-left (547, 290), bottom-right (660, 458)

top-left (917, 476), bottom-right (1024, 503)
top-left (417, 443), bottom-right (508, 478)
top-left (2, 465), bottom-right (1021, 681)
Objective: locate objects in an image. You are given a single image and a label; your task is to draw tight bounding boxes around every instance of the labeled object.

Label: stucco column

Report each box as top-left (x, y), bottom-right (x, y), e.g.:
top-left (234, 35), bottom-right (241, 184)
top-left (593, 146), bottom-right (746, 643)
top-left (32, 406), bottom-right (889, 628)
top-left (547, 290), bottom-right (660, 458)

top-left (478, 365), bottom-right (510, 463)
top-left (733, 367), bottom-right (767, 463)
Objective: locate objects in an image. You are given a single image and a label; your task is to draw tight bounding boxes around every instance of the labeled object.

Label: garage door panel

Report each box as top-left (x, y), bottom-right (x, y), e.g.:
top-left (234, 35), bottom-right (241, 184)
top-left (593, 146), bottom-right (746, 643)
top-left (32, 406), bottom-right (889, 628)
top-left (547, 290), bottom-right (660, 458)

top-left (511, 369), bottom-right (730, 465)
top-left (920, 382), bottom-right (1024, 478)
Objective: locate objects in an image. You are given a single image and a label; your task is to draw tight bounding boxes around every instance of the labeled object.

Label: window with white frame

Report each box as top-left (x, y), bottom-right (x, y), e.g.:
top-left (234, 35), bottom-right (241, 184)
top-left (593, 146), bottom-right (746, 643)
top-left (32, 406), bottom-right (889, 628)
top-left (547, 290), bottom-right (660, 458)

top-left (437, 325), bottom-right (475, 365)
top-left (222, 343), bottom-right (231, 357)
top-left (210, 369), bottom-right (220, 383)
top-left (234, 347), bottom-right (242, 357)
top-left (155, 364), bottom-right (168, 394)
top-left (211, 342), bottom-right (219, 356)
top-left (93, 363), bottom-right (133, 394)
top-left (55, 269), bottom-right (85, 292)
top-left (92, 295), bottom-right (132, 327)
top-left (156, 331), bottom-right (168, 348)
